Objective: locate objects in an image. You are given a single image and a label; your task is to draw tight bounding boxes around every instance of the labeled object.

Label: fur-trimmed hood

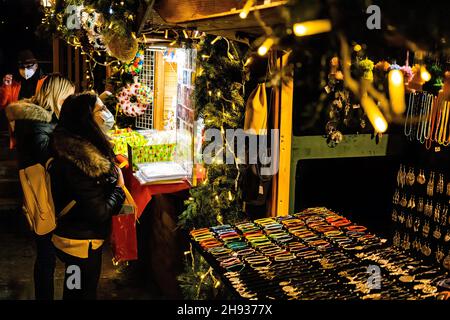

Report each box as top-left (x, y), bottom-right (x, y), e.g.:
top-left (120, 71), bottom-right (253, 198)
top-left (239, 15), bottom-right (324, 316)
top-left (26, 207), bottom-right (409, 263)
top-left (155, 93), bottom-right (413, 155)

top-left (53, 128), bottom-right (112, 178)
top-left (5, 100), bottom-right (53, 123)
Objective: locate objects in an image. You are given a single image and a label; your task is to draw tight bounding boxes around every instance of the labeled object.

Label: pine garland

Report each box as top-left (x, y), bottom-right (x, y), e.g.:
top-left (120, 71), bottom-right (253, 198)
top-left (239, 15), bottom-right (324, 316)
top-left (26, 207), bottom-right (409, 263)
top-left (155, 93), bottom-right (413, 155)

top-left (178, 36), bottom-right (248, 230)
top-left (177, 36), bottom-right (249, 299)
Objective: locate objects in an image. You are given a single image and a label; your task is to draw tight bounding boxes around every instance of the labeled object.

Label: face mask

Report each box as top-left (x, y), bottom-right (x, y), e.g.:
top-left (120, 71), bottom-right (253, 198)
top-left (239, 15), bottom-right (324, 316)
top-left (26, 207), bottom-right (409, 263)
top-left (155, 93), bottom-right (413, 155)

top-left (19, 65), bottom-right (37, 80)
top-left (98, 109), bottom-right (115, 132)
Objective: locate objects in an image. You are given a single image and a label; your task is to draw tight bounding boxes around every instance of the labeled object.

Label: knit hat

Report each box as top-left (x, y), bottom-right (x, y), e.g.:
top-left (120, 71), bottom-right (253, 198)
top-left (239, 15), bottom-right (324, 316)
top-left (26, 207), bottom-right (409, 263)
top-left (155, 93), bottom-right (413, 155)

top-left (17, 50), bottom-right (37, 65)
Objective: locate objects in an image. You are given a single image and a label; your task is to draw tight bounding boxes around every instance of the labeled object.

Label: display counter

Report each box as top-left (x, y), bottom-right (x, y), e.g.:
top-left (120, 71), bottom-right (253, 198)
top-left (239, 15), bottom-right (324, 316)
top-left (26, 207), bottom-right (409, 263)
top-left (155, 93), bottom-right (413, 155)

top-left (191, 207), bottom-right (450, 300)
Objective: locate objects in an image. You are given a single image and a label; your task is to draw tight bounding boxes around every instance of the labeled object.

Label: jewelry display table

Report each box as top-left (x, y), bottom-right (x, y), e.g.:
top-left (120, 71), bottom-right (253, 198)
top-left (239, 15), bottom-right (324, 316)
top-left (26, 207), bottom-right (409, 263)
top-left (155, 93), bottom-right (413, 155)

top-left (191, 207), bottom-right (450, 300)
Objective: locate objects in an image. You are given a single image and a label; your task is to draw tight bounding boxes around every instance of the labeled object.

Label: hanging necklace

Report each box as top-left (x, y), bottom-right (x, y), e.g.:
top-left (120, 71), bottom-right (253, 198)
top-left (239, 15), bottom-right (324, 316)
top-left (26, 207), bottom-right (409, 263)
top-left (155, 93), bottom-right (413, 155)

top-left (417, 94), bottom-right (428, 143)
top-left (404, 93), bottom-right (415, 137)
top-left (437, 101), bottom-right (449, 145)
top-left (425, 97), bottom-right (438, 150)
top-left (423, 94), bottom-right (433, 141)
top-left (442, 101), bottom-right (450, 146)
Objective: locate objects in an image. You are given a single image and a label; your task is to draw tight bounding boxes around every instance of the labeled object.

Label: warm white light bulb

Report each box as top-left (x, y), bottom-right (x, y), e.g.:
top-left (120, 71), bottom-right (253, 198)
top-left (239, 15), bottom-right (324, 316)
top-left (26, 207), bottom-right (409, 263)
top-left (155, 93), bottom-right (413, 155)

top-left (421, 67), bottom-right (431, 82)
top-left (258, 38), bottom-right (274, 56)
top-left (293, 19), bottom-right (331, 37)
top-left (374, 116), bottom-right (388, 133)
top-left (389, 70), bottom-right (403, 85)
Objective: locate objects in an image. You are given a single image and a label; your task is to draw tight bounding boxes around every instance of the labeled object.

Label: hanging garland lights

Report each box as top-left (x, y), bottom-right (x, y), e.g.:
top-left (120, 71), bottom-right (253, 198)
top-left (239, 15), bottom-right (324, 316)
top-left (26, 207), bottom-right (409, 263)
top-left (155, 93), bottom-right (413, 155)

top-left (238, 0), bottom-right (449, 140)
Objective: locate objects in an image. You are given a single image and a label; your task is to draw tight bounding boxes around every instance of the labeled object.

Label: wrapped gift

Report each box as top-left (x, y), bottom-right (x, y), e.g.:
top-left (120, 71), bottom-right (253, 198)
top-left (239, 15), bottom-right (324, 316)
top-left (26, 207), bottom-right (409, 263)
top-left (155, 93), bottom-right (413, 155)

top-left (109, 130), bottom-right (147, 157)
top-left (130, 143), bottom-right (176, 169)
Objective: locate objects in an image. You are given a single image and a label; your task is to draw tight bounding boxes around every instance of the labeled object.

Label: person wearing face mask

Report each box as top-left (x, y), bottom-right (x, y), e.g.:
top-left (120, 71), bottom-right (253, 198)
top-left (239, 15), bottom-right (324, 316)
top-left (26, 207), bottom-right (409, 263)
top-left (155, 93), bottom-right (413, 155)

top-left (0, 50), bottom-right (46, 148)
top-left (49, 92), bottom-right (125, 300)
top-left (5, 74), bottom-right (75, 300)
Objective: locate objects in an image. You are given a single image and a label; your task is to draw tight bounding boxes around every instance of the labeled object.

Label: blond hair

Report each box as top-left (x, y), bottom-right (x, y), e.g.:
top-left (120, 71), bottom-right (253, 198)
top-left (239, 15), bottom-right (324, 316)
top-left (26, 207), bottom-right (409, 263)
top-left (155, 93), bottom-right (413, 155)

top-left (31, 74), bottom-right (75, 119)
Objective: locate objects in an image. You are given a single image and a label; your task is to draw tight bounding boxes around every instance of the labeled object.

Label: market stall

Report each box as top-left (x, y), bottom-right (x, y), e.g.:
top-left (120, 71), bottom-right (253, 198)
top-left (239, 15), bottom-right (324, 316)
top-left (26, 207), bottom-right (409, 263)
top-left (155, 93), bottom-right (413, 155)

top-left (39, 0), bottom-right (450, 300)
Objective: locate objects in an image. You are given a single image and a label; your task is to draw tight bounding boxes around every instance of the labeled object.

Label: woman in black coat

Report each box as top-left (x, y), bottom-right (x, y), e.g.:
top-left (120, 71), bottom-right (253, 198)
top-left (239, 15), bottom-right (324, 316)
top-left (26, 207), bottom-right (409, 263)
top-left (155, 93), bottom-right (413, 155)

top-left (5, 74), bottom-right (74, 300)
top-left (50, 92), bottom-right (125, 300)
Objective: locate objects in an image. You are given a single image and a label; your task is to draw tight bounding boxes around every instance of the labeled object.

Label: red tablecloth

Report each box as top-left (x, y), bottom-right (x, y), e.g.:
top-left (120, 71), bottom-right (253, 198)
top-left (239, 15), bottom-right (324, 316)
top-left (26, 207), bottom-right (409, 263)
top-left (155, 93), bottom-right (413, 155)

top-left (123, 167), bottom-right (191, 218)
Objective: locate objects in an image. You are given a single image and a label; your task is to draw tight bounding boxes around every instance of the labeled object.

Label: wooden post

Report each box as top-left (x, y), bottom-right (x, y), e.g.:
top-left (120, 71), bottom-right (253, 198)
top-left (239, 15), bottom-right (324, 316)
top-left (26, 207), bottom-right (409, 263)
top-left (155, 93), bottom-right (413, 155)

top-left (269, 51), bottom-right (280, 217)
top-left (74, 47), bottom-right (80, 92)
top-left (276, 52), bottom-right (293, 216)
top-left (52, 37), bottom-right (60, 73)
top-left (67, 46), bottom-right (73, 81)
top-left (154, 52), bottom-right (165, 130)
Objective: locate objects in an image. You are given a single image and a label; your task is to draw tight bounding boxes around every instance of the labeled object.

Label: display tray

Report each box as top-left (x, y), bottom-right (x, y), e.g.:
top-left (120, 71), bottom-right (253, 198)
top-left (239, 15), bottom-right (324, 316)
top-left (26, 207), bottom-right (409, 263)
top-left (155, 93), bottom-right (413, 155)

top-left (190, 207), bottom-right (450, 300)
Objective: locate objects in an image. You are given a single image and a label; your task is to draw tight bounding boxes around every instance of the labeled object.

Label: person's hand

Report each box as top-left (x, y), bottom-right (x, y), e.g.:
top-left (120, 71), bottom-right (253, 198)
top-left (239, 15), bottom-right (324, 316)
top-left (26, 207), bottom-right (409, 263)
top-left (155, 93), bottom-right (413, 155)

top-left (116, 165), bottom-right (125, 187)
top-left (3, 74), bottom-right (12, 86)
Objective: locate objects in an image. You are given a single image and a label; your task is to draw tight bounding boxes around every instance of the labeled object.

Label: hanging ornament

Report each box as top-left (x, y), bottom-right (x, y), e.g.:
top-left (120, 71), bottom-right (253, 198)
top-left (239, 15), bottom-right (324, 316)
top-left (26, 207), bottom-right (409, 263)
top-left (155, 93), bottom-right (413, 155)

top-left (358, 58), bottom-right (375, 82)
top-left (80, 10), bottom-right (105, 50)
top-left (103, 29), bottom-right (138, 63)
top-left (124, 49), bottom-right (144, 76)
top-left (117, 82), bottom-right (152, 117)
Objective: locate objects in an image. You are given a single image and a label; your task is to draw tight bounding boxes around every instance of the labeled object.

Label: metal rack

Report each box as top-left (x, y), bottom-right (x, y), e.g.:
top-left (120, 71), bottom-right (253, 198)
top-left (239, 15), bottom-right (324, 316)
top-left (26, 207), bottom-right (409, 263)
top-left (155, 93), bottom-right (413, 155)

top-left (135, 49), bottom-right (155, 129)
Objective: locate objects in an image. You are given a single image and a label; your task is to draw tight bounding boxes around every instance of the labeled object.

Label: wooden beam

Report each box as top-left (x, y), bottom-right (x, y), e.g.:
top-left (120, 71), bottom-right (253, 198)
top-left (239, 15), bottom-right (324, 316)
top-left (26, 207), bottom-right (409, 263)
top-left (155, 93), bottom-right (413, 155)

top-left (154, 0), bottom-right (287, 24)
top-left (276, 52), bottom-right (293, 217)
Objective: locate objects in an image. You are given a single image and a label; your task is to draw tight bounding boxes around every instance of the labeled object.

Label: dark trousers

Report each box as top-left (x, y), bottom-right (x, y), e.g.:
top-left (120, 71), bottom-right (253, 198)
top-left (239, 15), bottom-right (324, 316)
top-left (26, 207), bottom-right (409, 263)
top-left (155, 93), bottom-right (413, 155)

top-left (34, 233), bottom-right (56, 300)
top-left (55, 245), bottom-right (103, 300)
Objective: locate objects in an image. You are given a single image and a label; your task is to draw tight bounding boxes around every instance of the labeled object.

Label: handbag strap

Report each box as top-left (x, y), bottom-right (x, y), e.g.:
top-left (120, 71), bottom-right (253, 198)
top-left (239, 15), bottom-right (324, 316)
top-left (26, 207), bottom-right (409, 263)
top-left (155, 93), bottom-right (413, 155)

top-left (58, 200), bottom-right (76, 218)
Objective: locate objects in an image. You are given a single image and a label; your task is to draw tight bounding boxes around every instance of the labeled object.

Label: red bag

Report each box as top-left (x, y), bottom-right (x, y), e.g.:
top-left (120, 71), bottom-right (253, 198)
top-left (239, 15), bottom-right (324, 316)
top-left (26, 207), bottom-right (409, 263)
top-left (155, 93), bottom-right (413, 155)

top-left (111, 186), bottom-right (138, 263)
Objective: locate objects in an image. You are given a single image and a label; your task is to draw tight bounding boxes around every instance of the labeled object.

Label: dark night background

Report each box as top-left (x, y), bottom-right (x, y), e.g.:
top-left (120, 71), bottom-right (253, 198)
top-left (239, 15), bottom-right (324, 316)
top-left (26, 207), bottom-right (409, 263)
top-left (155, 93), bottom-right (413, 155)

top-left (0, 0), bottom-right (52, 77)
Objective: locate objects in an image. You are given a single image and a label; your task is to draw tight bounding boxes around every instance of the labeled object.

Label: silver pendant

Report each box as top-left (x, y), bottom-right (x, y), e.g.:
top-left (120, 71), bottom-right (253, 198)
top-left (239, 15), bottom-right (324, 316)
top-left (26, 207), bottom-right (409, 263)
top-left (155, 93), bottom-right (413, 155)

top-left (433, 227), bottom-right (442, 240)
top-left (422, 222), bottom-right (430, 237)
top-left (427, 172), bottom-right (435, 197)
top-left (400, 194), bottom-right (408, 207)
top-left (436, 247), bottom-right (445, 263)
top-left (406, 168), bottom-right (415, 186)
top-left (441, 205), bottom-right (448, 226)
top-left (417, 197), bottom-right (424, 212)
top-left (434, 203), bottom-right (441, 223)
top-left (413, 218), bottom-right (421, 233)
top-left (417, 169), bottom-right (426, 184)
top-left (406, 215), bottom-right (413, 229)
top-left (391, 209), bottom-right (398, 222)
top-left (436, 174), bottom-right (444, 194)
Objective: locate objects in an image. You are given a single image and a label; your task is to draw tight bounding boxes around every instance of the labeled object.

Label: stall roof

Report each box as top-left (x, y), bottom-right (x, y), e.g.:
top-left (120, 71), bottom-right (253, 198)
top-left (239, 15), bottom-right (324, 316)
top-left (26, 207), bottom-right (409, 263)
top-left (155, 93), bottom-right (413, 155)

top-left (138, 0), bottom-right (288, 41)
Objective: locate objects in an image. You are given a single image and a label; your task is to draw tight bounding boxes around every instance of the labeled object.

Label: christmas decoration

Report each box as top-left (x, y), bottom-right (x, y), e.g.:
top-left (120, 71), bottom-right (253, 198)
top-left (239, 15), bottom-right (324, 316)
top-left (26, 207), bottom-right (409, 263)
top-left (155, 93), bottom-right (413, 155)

top-left (124, 48), bottom-right (144, 76)
top-left (117, 82), bottom-right (152, 117)
top-left (177, 36), bottom-right (248, 299)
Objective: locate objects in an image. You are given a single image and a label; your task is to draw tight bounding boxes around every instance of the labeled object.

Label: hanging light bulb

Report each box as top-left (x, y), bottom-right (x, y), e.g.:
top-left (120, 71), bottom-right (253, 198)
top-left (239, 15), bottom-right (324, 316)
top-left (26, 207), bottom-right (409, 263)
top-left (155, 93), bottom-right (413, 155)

top-left (353, 44), bottom-right (362, 52)
top-left (164, 30), bottom-right (168, 39)
top-left (360, 95), bottom-right (388, 133)
top-left (239, 0), bottom-right (255, 19)
top-left (182, 29), bottom-right (189, 39)
top-left (388, 69), bottom-right (406, 114)
top-left (420, 66), bottom-right (431, 82)
top-left (293, 19), bottom-right (332, 37)
top-left (258, 37), bottom-right (274, 56)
